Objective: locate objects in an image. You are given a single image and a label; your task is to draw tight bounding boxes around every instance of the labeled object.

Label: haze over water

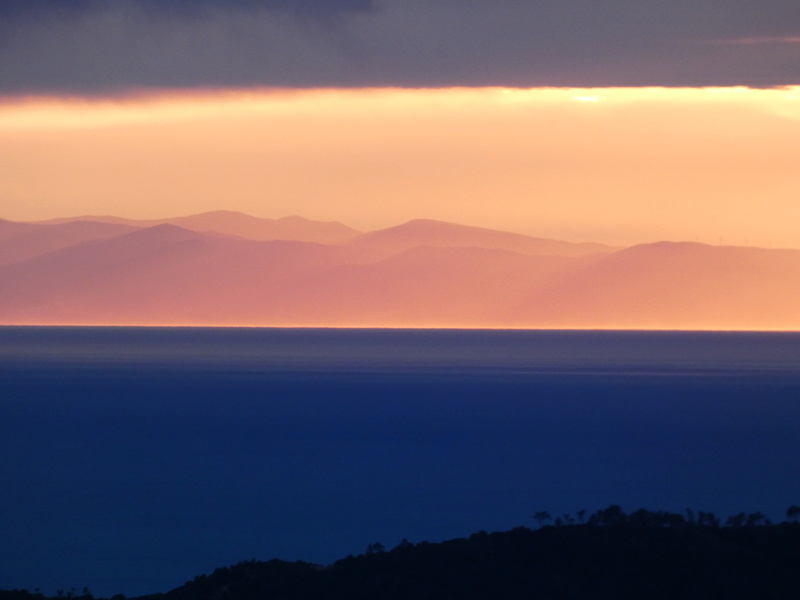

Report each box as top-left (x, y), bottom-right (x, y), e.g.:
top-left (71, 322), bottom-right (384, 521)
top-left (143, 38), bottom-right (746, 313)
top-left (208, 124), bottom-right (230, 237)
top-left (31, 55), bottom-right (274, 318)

top-left (2, 327), bottom-right (800, 597)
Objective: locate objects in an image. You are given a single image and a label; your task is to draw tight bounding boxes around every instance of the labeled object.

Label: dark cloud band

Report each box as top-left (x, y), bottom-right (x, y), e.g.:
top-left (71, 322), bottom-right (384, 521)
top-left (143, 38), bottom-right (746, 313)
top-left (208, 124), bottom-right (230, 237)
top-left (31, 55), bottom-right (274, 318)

top-left (0, 1), bottom-right (798, 95)
top-left (0, 0), bottom-right (374, 20)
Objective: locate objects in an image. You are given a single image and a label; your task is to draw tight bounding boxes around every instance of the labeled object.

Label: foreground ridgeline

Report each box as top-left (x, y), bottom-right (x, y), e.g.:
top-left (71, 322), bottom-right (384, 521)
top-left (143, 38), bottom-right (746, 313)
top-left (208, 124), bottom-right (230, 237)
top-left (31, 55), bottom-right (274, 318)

top-left (4, 506), bottom-right (800, 600)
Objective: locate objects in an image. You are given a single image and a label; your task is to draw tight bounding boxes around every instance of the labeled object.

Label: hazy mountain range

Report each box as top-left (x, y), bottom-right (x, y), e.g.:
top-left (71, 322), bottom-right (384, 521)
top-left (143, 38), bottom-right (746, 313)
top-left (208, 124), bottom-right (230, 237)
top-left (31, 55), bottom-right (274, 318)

top-left (1, 211), bottom-right (799, 330)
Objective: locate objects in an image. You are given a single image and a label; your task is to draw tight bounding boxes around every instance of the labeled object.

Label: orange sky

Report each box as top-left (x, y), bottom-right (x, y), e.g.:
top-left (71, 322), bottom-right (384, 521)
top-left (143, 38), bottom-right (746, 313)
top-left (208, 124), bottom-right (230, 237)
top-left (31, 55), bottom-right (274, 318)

top-left (1, 86), bottom-right (798, 247)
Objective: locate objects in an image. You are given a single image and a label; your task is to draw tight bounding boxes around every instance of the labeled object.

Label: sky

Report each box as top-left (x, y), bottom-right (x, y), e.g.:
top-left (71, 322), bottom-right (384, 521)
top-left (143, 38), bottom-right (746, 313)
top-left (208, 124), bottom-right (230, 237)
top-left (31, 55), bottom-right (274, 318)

top-left (2, 0), bottom-right (800, 92)
top-left (1, 0), bottom-right (799, 247)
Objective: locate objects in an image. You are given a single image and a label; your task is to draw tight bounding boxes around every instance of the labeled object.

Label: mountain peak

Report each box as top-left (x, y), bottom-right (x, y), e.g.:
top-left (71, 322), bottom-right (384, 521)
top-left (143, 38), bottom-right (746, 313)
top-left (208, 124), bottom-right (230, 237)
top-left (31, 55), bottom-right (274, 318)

top-left (29, 212), bottom-right (361, 245)
top-left (121, 222), bottom-right (202, 243)
top-left (2, 212), bottom-right (799, 329)
top-left (351, 219), bottom-right (613, 258)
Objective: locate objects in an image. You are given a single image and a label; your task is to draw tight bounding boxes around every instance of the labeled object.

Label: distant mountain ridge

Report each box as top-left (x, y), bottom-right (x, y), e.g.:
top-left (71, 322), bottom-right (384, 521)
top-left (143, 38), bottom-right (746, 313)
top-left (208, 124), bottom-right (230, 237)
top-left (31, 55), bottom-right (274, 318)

top-left (1, 213), bottom-right (799, 330)
top-left (348, 219), bottom-right (615, 258)
top-left (36, 211), bottom-right (361, 244)
top-left (0, 219), bottom-right (137, 268)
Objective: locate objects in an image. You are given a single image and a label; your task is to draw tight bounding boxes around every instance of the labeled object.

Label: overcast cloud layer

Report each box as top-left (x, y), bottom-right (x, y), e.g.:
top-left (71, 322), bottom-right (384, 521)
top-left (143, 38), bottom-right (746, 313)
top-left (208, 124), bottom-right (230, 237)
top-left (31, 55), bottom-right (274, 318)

top-left (1, 0), bottom-right (799, 95)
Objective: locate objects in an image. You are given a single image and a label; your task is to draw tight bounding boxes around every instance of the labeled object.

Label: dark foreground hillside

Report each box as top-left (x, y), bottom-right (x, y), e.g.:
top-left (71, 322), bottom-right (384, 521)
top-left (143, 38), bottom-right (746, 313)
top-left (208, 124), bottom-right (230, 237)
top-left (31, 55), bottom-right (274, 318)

top-left (4, 507), bottom-right (800, 600)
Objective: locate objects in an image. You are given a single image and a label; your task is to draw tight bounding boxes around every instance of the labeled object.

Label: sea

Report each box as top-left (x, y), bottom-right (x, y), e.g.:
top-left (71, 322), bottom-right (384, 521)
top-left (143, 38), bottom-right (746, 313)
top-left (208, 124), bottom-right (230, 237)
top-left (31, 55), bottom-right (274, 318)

top-left (2, 327), bottom-right (800, 597)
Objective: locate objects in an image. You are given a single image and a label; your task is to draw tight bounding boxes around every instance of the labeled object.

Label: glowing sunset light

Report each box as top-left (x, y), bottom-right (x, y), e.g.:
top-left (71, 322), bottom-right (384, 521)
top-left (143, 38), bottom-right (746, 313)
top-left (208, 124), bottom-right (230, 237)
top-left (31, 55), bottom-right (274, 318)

top-left (6, 6), bottom-right (800, 600)
top-left (1, 86), bottom-right (799, 248)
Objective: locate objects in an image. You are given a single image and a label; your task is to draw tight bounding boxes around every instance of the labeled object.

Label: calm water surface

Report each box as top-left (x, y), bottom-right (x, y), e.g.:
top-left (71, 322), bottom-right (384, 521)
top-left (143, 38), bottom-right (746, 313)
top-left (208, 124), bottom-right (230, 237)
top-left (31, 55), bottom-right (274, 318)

top-left (2, 327), bottom-right (800, 596)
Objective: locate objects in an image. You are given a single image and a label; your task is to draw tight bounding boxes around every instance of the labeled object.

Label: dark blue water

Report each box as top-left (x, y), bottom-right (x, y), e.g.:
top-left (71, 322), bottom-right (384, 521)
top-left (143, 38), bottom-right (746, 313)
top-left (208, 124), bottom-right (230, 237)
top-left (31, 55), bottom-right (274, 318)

top-left (2, 327), bottom-right (800, 597)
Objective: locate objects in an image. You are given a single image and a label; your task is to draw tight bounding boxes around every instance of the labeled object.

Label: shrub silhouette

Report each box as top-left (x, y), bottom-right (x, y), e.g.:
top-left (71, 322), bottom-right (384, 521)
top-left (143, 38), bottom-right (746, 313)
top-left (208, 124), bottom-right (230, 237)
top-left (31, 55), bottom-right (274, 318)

top-left (4, 505), bottom-right (800, 600)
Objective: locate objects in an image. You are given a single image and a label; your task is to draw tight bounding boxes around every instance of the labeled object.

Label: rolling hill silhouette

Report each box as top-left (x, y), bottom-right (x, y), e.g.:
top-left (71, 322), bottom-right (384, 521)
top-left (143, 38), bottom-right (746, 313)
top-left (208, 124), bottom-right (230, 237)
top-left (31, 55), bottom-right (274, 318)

top-left (1, 214), bottom-right (798, 329)
top-left (3, 506), bottom-right (799, 600)
top-left (0, 219), bottom-right (136, 268)
top-left (38, 211), bottom-right (360, 244)
top-left (348, 218), bottom-right (614, 260)
top-left (519, 241), bottom-right (800, 330)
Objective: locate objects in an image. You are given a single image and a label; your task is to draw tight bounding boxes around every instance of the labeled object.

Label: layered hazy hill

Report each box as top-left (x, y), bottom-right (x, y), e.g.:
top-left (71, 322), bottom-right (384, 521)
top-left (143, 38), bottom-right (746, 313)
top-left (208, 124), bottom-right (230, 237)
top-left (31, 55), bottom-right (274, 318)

top-left (1, 212), bottom-right (798, 330)
top-left (37, 211), bottom-right (360, 244)
top-left (348, 219), bottom-right (612, 260)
